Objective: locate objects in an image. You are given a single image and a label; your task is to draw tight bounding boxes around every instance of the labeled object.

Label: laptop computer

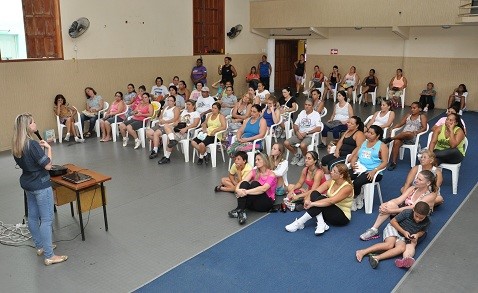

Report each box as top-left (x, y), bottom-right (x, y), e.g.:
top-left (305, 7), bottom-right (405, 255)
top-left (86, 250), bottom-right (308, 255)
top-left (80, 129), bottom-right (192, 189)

top-left (62, 172), bottom-right (92, 184)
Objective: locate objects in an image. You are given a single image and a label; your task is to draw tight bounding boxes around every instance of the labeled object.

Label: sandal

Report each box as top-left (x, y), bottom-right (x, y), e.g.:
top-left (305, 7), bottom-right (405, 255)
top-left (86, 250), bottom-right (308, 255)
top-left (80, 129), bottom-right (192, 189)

top-left (214, 186), bottom-right (222, 192)
top-left (84, 132), bottom-right (91, 138)
top-left (44, 255), bottom-right (68, 266)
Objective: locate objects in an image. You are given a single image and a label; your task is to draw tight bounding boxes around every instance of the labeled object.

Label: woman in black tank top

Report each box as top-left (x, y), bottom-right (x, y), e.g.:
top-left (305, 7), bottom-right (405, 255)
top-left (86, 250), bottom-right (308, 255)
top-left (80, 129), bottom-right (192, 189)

top-left (219, 57), bottom-right (237, 85)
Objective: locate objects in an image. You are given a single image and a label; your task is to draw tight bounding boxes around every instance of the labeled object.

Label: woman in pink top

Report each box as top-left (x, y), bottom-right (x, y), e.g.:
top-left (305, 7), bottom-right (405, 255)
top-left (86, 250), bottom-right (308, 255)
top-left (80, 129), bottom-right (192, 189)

top-left (286, 151), bottom-right (326, 202)
top-left (119, 92), bottom-right (154, 149)
top-left (229, 152), bottom-right (277, 225)
top-left (388, 69), bottom-right (408, 108)
top-left (99, 91), bottom-right (126, 142)
top-left (359, 170), bottom-right (437, 241)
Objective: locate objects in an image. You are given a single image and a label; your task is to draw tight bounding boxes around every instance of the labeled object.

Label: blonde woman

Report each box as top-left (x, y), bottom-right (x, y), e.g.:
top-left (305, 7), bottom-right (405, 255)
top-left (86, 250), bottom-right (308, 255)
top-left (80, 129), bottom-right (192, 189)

top-left (269, 143), bottom-right (289, 196)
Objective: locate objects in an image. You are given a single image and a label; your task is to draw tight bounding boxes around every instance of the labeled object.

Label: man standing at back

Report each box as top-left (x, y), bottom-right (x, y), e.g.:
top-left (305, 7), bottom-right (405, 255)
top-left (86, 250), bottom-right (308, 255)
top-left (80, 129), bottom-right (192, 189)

top-left (258, 55), bottom-right (272, 91)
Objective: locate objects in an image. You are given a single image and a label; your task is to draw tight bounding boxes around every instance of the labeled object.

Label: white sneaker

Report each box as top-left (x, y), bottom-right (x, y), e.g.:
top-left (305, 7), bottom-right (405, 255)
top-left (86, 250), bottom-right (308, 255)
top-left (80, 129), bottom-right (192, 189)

top-left (280, 132), bottom-right (286, 139)
top-left (285, 219), bottom-right (304, 232)
top-left (64, 133), bottom-right (70, 141)
top-left (291, 153), bottom-right (301, 165)
top-left (351, 199), bottom-right (357, 211)
top-left (423, 107), bottom-right (428, 112)
top-left (315, 223), bottom-right (330, 235)
top-left (122, 137), bottom-right (129, 147)
top-left (74, 137), bottom-right (85, 143)
top-left (356, 194), bottom-right (364, 210)
top-left (134, 138), bottom-right (141, 149)
top-left (297, 155), bottom-right (305, 166)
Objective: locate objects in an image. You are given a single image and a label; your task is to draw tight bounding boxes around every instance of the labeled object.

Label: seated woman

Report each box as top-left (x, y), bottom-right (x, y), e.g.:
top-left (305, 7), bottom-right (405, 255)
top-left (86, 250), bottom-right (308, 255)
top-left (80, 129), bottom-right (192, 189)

top-left (227, 104), bottom-right (267, 157)
top-left (126, 85), bottom-right (146, 118)
top-left (387, 69), bottom-right (408, 108)
top-left (310, 65), bottom-right (324, 90)
top-left (119, 92), bottom-right (154, 149)
top-left (277, 87), bottom-right (299, 138)
top-left (191, 102), bottom-right (227, 165)
top-left (325, 65), bottom-right (341, 100)
top-left (190, 82), bottom-right (203, 102)
top-left (348, 125), bottom-right (389, 211)
top-left (286, 151), bottom-right (326, 202)
top-left (124, 83), bottom-right (137, 106)
top-left (220, 86), bottom-right (237, 116)
top-left (157, 100), bottom-right (200, 164)
top-left (177, 80), bottom-right (190, 103)
top-left (228, 93), bottom-right (252, 131)
top-left (447, 84), bottom-right (468, 113)
top-left (382, 102), bottom-right (428, 171)
top-left (310, 89), bottom-right (325, 114)
top-left (428, 112), bottom-right (466, 166)
top-left (261, 96), bottom-right (281, 129)
top-left (418, 82), bottom-right (436, 112)
top-left (229, 152), bottom-right (278, 225)
top-left (340, 66), bottom-right (360, 101)
top-left (53, 94), bottom-right (83, 142)
top-left (253, 82), bottom-right (270, 108)
top-left (246, 66), bottom-right (260, 89)
top-left (216, 151), bottom-right (252, 193)
top-left (319, 90), bottom-right (353, 148)
top-left (358, 69), bottom-right (378, 107)
top-left (401, 149), bottom-right (444, 206)
top-left (269, 143), bottom-right (289, 196)
top-left (168, 85), bottom-right (185, 109)
top-left (365, 100), bottom-right (395, 132)
top-left (151, 77), bottom-right (168, 103)
top-left (99, 91), bottom-right (126, 142)
top-left (432, 104), bottom-right (466, 134)
top-left (321, 116), bottom-right (365, 174)
top-left (80, 87), bottom-right (104, 138)
top-left (285, 163), bottom-right (353, 235)
top-left (359, 170), bottom-right (438, 241)
top-left (146, 96), bottom-right (180, 158)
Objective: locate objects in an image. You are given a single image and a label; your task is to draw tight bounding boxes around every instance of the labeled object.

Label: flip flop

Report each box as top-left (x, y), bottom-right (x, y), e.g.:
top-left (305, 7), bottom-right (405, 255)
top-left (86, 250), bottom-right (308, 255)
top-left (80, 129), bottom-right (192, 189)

top-left (214, 186), bottom-right (222, 192)
top-left (84, 132), bottom-right (91, 138)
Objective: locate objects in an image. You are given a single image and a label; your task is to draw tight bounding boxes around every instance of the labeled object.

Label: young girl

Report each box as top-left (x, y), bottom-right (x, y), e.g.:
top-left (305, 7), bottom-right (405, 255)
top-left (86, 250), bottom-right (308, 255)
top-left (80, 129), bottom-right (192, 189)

top-left (269, 143), bottom-right (289, 196)
top-left (419, 82), bottom-right (436, 112)
top-left (286, 151), bottom-right (326, 202)
top-left (216, 151), bottom-right (252, 193)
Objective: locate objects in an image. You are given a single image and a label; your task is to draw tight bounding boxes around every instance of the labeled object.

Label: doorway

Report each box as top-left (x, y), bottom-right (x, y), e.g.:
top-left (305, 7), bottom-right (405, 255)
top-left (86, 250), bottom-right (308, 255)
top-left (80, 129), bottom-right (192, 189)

top-left (274, 40), bottom-right (306, 93)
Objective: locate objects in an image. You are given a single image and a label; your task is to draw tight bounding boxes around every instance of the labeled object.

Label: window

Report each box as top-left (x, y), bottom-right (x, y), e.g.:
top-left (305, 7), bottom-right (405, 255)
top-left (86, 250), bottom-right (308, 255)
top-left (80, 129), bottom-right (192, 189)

top-left (193, 0), bottom-right (225, 55)
top-left (0, 0), bottom-right (62, 61)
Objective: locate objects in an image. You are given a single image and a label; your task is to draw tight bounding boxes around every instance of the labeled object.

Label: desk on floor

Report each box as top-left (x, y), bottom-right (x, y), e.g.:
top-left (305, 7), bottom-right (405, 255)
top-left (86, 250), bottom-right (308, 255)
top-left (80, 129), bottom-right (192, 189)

top-left (51, 164), bottom-right (111, 241)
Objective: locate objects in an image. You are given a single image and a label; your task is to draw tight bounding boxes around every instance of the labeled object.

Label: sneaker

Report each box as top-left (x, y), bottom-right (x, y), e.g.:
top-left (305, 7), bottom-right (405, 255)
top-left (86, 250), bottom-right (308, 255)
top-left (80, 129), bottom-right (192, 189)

top-left (360, 228), bottom-right (379, 241)
top-left (134, 138), bottom-right (141, 149)
top-left (395, 257), bottom-right (415, 268)
top-left (387, 162), bottom-right (397, 171)
top-left (297, 156), bottom-right (305, 166)
top-left (423, 107), bottom-right (428, 112)
top-left (122, 137), bottom-right (129, 147)
top-left (149, 150), bottom-right (158, 159)
top-left (238, 210), bottom-right (247, 225)
top-left (314, 224), bottom-right (330, 235)
top-left (318, 142), bottom-right (327, 149)
top-left (228, 208), bottom-right (240, 218)
top-left (357, 93), bottom-right (362, 99)
top-left (167, 139), bottom-right (178, 148)
top-left (64, 133), bottom-right (70, 141)
top-left (197, 158), bottom-right (204, 165)
top-left (381, 137), bottom-right (393, 144)
top-left (356, 194), bottom-right (364, 210)
top-left (158, 156), bottom-right (170, 164)
top-left (285, 218), bottom-right (305, 232)
top-left (351, 200), bottom-right (357, 211)
top-left (369, 255), bottom-right (379, 269)
top-left (291, 153), bottom-right (301, 165)
top-left (74, 137), bottom-right (85, 143)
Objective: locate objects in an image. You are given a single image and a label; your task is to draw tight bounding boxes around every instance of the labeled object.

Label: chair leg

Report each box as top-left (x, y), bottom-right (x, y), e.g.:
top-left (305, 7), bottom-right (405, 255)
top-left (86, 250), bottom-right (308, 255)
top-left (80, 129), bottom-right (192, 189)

top-left (451, 166), bottom-right (460, 195)
top-left (57, 125), bottom-right (64, 143)
top-left (112, 124), bottom-right (117, 142)
top-left (181, 142), bottom-right (190, 162)
top-left (209, 145), bottom-right (217, 168)
top-left (410, 148), bottom-right (417, 167)
top-left (363, 183), bottom-right (374, 214)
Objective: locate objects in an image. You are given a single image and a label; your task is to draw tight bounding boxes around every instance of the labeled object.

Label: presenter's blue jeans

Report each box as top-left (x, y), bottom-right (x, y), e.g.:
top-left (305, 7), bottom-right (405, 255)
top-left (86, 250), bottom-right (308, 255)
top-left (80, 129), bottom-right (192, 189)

top-left (26, 187), bottom-right (54, 259)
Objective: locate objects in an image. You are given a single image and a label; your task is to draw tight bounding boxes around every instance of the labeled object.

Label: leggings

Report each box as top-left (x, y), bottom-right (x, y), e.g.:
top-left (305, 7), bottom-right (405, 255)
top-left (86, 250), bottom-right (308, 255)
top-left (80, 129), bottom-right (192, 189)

top-left (321, 154), bottom-right (347, 171)
top-left (306, 191), bottom-right (350, 226)
top-left (434, 148), bottom-right (464, 165)
top-left (350, 171), bottom-right (383, 198)
top-left (322, 123), bottom-right (347, 139)
top-left (237, 181), bottom-right (274, 212)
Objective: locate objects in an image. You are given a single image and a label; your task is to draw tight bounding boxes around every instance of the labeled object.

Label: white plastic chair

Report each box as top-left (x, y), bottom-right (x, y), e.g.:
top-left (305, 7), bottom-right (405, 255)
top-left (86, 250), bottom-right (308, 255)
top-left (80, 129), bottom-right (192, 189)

top-left (285, 122), bottom-right (323, 160)
top-left (282, 108), bottom-right (298, 140)
top-left (359, 84), bottom-right (378, 105)
top-left (177, 125), bottom-right (201, 162)
top-left (56, 106), bottom-right (84, 143)
top-left (228, 132), bottom-right (266, 169)
top-left (332, 83), bottom-right (339, 102)
top-left (389, 123), bottom-right (429, 167)
top-left (111, 105), bottom-right (129, 142)
top-left (426, 133), bottom-right (468, 195)
top-left (192, 121), bottom-right (228, 168)
top-left (265, 116), bottom-right (283, 155)
top-left (345, 154), bottom-right (384, 214)
top-left (386, 87), bottom-right (406, 108)
top-left (95, 101), bottom-right (109, 137)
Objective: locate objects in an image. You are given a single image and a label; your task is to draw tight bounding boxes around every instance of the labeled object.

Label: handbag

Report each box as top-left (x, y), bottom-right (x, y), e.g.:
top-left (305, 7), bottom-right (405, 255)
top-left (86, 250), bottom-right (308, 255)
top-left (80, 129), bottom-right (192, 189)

top-left (325, 120), bottom-right (342, 128)
top-left (82, 110), bottom-right (96, 118)
top-left (174, 122), bottom-right (187, 132)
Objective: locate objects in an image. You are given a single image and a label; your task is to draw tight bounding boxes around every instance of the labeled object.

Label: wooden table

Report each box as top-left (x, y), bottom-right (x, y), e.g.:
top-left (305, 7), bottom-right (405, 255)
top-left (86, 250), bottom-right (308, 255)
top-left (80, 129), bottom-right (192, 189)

top-left (50, 164), bottom-right (111, 241)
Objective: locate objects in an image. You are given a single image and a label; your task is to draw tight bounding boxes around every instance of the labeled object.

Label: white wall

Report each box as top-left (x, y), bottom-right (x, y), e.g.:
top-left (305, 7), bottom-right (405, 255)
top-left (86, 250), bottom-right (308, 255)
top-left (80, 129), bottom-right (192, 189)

top-left (0, 0), bottom-right (27, 59)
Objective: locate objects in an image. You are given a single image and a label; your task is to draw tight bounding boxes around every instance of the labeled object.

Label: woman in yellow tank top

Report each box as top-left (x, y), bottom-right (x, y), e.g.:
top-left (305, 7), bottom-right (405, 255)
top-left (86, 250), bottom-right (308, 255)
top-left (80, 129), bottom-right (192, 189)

top-left (428, 113), bottom-right (466, 165)
top-left (191, 102), bottom-right (227, 165)
top-left (285, 163), bottom-right (354, 235)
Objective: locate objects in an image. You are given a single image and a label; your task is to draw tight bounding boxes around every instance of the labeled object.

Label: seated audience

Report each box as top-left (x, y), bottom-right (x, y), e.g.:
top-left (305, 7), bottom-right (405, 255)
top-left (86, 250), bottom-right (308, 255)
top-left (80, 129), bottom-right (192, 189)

top-left (321, 116), bottom-right (365, 174)
top-left (387, 69), bottom-right (408, 108)
top-left (382, 102), bottom-right (428, 171)
top-left (310, 65), bottom-right (325, 90)
top-left (170, 76), bottom-right (180, 87)
top-left (254, 82), bottom-right (270, 108)
top-left (365, 100), bottom-right (395, 131)
top-left (310, 89), bottom-right (325, 114)
top-left (157, 100), bottom-right (201, 164)
top-left (319, 90), bottom-right (353, 148)
top-left (418, 82), bottom-right (436, 112)
top-left (359, 170), bottom-right (437, 241)
top-left (119, 92), bottom-right (154, 149)
top-left (284, 98), bottom-right (322, 166)
top-left (286, 151), bottom-right (326, 202)
top-left (285, 163), bottom-right (353, 235)
top-left (261, 96), bottom-right (281, 129)
top-left (358, 69), bottom-right (378, 107)
top-left (432, 105), bottom-right (466, 134)
top-left (80, 87), bottom-right (104, 138)
top-left (216, 151), bottom-right (252, 193)
top-left (277, 87), bottom-right (299, 138)
top-left (124, 83), bottom-right (137, 106)
top-left (168, 85), bottom-right (185, 109)
top-left (151, 77), bottom-right (168, 103)
top-left (228, 93), bottom-right (252, 131)
top-left (177, 80), bottom-right (190, 102)
top-left (196, 86), bottom-right (216, 122)
top-left (340, 66), bottom-right (360, 101)
top-left (269, 143), bottom-right (289, 196)
top-left (220, 86), bottom-right (237, 116)
top-left (447, 84), bottom-right (468, 113)
top-left (191, 102), bottom-right (227, 165)
top-left (325, 65), bottom-right (342, 100)
top-left (53, 94), bottom-right (83, 142)
top-left (190, 82), bottom-right (203, 102)
top-left (246, 66), bottom-right (260, 89)
top-left (99, 91), bottom-right (126, 142)
top-left (356, 202), bottom-right (431, 269)
top-left (229, 152), bottom-right (278, 225)
top-left (428, 113), bottom-right (466, 165)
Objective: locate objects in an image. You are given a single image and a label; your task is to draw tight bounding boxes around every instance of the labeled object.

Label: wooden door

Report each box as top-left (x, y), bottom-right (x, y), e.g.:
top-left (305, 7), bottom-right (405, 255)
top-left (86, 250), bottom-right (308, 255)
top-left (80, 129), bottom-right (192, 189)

top-left (193, 0), bottom-right (225, 55)
top-left (274, 40), bottom-right (298, 91)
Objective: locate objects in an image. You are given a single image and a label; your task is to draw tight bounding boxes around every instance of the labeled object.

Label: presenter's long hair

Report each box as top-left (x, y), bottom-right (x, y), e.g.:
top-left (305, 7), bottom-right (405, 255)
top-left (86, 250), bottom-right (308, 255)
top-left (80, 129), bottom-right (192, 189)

top-left (12, 113), bottom-right (33, 158)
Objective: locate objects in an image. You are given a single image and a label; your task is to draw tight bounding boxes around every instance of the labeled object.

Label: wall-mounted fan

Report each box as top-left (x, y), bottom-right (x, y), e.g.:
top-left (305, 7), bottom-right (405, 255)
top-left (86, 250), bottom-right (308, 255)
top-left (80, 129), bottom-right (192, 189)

top-left (227, 24), bottom-right (243, 39)
top-left (68, 17), bottom-right (90, 38)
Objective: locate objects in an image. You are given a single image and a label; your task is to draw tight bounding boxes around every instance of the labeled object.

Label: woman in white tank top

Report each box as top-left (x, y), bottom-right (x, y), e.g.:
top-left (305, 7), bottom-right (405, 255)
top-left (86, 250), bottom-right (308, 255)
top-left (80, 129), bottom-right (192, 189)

top-left (366, 100), bottom-right (395, 131)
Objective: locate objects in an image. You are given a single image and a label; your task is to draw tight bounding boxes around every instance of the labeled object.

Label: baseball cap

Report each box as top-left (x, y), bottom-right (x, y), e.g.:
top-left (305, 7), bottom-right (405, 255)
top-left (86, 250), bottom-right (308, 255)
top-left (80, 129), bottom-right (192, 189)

top-left (201, 86), bottom-right (210, 92)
